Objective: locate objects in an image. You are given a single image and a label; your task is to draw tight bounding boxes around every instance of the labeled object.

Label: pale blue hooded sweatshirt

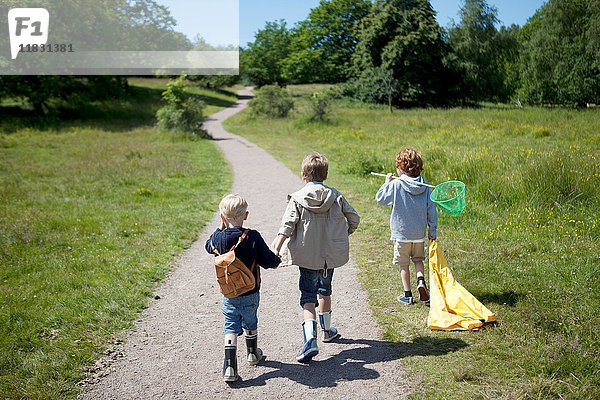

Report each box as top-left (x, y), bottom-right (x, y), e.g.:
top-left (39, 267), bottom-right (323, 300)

top-left (375, 175), bottom-right (438, 241)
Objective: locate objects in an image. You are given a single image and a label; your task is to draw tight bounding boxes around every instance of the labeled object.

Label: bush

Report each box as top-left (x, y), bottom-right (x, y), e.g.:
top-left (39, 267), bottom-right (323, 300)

top-left (343, 152), bottom-right (392, 177)
top-left (156, 77), bottom-right (207, 139)
top-left (249, 85), bottom-right (294, 117)
top-left (186, 74), bottom-right (239, 89)
top-left (307, 88), bottom-right (339, 121)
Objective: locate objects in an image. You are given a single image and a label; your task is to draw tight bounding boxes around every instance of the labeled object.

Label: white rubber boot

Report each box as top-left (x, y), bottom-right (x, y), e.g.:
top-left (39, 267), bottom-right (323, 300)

top-left (318, 310), bottom-right (340, 342)
top-left (296, 319), bottom-right (318, 363)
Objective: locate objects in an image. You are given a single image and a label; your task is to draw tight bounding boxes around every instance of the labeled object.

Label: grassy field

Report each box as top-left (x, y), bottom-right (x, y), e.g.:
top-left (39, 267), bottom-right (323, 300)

top-left (0, 80), bottom-right (236, 398)
top-left (224, 86), bottom-right (600, 399)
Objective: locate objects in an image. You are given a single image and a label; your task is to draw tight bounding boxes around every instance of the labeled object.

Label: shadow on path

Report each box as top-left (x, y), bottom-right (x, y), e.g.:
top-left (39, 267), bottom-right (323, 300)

top-left (230, 336), bottom-right (468, 389)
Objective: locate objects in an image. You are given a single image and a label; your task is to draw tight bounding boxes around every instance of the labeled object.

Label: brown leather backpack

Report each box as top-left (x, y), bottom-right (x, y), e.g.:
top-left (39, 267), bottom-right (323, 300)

top-left (210, 229), bottom-right (259, 298)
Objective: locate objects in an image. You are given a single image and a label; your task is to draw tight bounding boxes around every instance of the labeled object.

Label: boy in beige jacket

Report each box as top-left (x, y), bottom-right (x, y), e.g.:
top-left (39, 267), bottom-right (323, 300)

top-left (273, 152), bottom-right (360, 363)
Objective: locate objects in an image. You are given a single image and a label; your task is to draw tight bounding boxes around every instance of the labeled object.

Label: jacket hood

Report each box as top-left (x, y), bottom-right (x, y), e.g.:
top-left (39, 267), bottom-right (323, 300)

top-left (399, 175), bottom-right (428, 195)
top-left (289, 183), bottom-right (336, 214)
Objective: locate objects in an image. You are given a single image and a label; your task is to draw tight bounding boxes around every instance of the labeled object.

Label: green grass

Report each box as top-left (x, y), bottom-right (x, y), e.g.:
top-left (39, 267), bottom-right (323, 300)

top-left (0, 79), bottom-right (236, 398)
top-left (224, 87), bottom-right (600, 399)
top-left (0, 78), bottom-right (238, 135)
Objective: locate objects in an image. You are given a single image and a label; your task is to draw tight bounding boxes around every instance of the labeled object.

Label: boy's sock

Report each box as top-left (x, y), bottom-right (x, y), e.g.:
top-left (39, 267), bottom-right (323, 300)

top-left (405, 290), bottom-right (413, 298)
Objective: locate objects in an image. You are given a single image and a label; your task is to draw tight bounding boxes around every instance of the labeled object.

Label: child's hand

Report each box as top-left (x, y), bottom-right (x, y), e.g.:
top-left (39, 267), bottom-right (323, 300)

top-left (271, 234), bottom-right (287, 255)
top-left (386, 173), bottom-right (395, 181)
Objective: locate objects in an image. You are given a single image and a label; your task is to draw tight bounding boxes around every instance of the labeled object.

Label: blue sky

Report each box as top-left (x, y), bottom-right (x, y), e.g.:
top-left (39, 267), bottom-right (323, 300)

top-left (159, 0), bottom-right (547, 47)
top-left (159, 0), bottom-right (239, 46)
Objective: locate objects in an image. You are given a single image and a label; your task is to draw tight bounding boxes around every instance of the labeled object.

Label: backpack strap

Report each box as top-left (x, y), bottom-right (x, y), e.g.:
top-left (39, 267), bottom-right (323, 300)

top-left (210, 241), bottom-right (220, 256)
top-left (211, 229), bottom-right (250, 255)
top-left (251, 259), bottom-right (260, 286)
top-left (237, 230), bottom-right (260, 286)
top-left (229, 229), bottom-right (250, 252)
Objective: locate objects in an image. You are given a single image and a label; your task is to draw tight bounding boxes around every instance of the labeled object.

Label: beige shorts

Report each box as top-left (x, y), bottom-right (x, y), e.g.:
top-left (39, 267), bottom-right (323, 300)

top-left (393, 241), bottom-right (425, 267)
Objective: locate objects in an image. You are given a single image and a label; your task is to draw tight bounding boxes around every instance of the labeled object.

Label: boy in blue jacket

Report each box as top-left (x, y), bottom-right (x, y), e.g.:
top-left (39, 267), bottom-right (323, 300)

top-left (205, 194), bottom-right (280, 382)
top-left (376, 149), bottom-right (437, 305)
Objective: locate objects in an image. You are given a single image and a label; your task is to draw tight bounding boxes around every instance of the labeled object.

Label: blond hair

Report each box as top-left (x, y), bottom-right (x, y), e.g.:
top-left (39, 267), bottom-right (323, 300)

top-left (219, 194), bottom-right (248, 220)
top-left (394, 148), bottom-right (423, 178)
top-left (301, 152), bottom-right (328, 182)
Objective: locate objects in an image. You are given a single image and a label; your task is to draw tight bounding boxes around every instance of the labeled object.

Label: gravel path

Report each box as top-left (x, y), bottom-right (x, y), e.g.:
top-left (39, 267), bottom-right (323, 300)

top-left (80, 88), bottom-right (412, 399)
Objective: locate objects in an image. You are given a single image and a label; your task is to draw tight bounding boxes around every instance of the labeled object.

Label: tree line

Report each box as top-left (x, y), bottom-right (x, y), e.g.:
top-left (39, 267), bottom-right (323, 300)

top-left (241, 0), bottom-right (600, 107)
top-left (1, 0), bottom-right (597, 112)
top-left (0, 0), bottom-right (218, 114)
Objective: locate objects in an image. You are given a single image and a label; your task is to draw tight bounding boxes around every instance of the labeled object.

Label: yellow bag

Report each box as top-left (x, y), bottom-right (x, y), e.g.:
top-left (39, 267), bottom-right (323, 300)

top-left (428, 240), bottom-right (496, 330)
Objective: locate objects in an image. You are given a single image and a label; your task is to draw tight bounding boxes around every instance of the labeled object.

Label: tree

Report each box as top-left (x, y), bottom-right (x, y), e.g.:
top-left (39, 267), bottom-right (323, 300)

top-left (0, 0), bottom-right (190, 113)
top-left (350, 0), bottom-right (453, 105)
top-left (240, 20), bottom-right (292, 87)
top-left (586, 0), bottom-right (600, 71)
top-left (113, 0), bottom-right (188, 50)
top-left (380, 68), bottom-right (399, 112)
top-left (281, 48), bottom-right (326, 84)
top-left (496, 24), bottom-right (521, 100)
top-left (284, 0), bottom-right (372, 83)
top-left (447, 0), bottom-right (513, 102)
top-left (517, 0), bottom-right (600, 106)
top-left (342, 66), bottom-right (398, 109)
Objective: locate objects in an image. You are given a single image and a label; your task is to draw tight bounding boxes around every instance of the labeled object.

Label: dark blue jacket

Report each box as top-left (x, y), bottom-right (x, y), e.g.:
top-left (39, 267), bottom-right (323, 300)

top-left (205, 227), bottom-right (280, 296)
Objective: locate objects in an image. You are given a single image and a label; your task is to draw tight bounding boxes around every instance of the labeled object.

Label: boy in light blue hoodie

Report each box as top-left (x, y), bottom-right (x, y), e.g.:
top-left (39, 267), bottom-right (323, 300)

top-left (375, 148), bottom-right (438, 305)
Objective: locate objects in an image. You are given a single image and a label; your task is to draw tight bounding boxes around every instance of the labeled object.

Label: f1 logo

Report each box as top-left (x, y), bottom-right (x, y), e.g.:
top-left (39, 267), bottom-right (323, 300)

top-left (8, 8), bottom-right (49, 60)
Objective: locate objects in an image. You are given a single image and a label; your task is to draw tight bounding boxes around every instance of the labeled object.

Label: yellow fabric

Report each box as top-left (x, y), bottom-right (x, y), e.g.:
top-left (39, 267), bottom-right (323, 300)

top-left (428, 240), bottom-right (496, 330)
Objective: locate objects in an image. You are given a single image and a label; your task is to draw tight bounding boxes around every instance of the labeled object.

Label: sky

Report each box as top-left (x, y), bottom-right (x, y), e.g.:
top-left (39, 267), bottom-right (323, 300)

top-left (158, 0), bottom-right (547, 48)
top-left (158, 0), bottom-right (239, 46)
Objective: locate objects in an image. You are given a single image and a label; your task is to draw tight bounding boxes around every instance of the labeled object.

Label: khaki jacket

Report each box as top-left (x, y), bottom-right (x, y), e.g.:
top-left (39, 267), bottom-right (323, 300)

top-left (278, 182), bottom-right (360, 270)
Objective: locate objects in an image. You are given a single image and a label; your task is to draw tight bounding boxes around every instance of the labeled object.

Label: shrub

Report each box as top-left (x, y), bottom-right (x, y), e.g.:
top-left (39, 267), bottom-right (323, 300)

top-left (249, 85), bottom-right (294, 117)
top-left (156, 77), bottom-right (207, 139)
top-left (307, 88), bottom-right (339, 121)
top-left (343, 152), bottom-right (392, 177)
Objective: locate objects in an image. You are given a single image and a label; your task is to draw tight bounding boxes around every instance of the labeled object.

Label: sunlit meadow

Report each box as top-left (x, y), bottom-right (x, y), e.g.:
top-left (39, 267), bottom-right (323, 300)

top-left (0, 80), bottom-right (235, 398)
top-left (224, 87), bottom-right (600, 399)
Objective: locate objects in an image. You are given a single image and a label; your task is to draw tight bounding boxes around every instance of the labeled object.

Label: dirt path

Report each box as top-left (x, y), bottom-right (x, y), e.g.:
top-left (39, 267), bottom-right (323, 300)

top-left (80, 88), bottom-right (412, 399)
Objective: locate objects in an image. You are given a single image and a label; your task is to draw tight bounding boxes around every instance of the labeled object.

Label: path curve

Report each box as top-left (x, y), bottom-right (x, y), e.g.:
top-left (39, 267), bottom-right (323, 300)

top-left (80, 88), bottom-right (411, 399)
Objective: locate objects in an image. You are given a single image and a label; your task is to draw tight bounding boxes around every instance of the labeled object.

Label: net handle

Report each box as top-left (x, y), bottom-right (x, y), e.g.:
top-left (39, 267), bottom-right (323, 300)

top-left (370, 172), bottom-right (435, 188)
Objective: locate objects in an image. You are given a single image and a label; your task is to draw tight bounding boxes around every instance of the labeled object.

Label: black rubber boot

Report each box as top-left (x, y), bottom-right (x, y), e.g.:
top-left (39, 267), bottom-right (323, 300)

top-left (223, 344), bottom-right (238, 382)
top-left (245, 333), bottom-right (264, 365)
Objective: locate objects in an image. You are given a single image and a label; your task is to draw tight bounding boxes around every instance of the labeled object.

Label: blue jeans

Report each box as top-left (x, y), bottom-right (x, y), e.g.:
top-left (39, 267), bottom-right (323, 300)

top-left (221, 291), bottom-right (260, 335)
top-left (299, 267), bottom-right (334, 307)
